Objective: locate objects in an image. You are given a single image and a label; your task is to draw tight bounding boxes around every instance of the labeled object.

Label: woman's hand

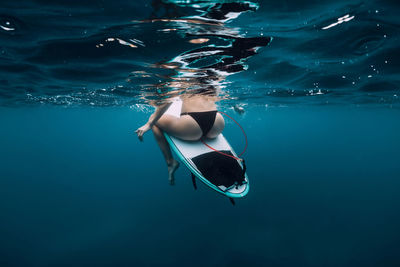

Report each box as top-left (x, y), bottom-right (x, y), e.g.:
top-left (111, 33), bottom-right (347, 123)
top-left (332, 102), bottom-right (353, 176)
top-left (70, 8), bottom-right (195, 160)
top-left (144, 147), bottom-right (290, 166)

top-left (135, 123), bottom-right (151, 141)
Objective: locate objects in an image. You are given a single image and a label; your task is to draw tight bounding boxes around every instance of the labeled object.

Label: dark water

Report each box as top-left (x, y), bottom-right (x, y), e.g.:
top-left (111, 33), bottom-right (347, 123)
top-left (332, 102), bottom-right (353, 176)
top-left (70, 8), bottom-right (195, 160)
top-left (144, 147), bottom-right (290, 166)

top-left (1, 106), bottom-right (400, 266)
top-left (1, 0), bottom-right (400, 266)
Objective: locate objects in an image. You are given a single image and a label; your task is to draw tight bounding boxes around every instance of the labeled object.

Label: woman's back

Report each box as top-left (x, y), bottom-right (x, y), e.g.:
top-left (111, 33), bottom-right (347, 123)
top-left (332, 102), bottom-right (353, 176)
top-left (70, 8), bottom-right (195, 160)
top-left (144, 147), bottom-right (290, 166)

top-left (181, 94), bottom-right (218, 113)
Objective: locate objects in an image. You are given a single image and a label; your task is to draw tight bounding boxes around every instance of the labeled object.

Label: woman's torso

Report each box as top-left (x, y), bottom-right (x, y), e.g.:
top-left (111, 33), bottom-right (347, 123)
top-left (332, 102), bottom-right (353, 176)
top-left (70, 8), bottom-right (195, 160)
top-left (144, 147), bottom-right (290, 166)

top-left (181, 95), bottom-right (218, 113)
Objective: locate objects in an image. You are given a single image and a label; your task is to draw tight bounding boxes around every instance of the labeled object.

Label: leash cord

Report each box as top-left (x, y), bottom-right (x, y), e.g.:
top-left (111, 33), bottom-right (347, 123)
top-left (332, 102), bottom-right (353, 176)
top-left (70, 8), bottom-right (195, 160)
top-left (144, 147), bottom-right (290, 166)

top-left (200, 111), bottom-right (248, 161)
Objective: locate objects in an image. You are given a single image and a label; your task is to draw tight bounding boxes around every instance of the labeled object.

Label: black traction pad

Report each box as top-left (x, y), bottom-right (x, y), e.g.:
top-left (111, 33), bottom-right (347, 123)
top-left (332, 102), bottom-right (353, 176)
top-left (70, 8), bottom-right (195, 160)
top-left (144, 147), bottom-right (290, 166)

top-left (191, 150), bottom-right (245, 187)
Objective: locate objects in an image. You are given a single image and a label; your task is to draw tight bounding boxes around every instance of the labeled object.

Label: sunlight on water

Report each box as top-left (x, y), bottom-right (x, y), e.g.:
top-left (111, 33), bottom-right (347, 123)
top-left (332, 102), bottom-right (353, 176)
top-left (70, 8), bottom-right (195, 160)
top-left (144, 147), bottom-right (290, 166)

top-left (0, 0), bottom-right (399, 107)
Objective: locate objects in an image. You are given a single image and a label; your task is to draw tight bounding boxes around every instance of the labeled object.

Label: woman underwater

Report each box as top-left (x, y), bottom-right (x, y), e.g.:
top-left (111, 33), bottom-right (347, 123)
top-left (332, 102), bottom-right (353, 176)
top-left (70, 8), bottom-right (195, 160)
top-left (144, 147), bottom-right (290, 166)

top-left (135, 91), bottom-right (225, 185)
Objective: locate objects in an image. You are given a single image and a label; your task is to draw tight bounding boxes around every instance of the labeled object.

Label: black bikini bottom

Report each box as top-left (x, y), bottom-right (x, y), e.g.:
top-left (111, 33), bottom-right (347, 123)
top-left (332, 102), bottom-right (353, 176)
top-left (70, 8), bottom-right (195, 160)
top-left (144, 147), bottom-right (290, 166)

top-left (181, 110), bottom-right (218, 137)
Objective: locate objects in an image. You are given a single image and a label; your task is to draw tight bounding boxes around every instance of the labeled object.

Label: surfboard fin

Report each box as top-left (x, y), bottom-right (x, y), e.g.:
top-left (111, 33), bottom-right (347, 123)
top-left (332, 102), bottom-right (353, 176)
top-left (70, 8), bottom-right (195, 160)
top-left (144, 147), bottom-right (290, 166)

top-left (191, 173), bottom-right (197, 190)
top-left (229, 198), bottom-right (236, 206)
top-left (241, 159), bottom-right (246, 179)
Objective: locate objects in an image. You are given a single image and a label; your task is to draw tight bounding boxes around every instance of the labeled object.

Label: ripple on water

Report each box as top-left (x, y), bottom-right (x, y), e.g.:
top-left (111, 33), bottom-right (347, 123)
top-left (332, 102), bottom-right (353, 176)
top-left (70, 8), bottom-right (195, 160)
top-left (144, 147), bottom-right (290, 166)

top-left (0, 0), bottom-right (399, 107)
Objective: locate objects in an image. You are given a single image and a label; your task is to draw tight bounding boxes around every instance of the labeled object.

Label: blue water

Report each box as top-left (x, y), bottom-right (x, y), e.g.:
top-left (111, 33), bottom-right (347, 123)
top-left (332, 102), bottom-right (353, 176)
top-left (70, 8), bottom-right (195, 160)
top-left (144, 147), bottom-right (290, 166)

top-left (1, 0), bottom-right (400, 266)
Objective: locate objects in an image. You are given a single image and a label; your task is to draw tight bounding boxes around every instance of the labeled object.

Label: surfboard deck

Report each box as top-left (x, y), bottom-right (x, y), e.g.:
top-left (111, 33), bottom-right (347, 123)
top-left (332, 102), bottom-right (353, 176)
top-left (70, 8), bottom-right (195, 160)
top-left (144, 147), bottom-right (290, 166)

top-left (163, 99), bottom-right (249, 198)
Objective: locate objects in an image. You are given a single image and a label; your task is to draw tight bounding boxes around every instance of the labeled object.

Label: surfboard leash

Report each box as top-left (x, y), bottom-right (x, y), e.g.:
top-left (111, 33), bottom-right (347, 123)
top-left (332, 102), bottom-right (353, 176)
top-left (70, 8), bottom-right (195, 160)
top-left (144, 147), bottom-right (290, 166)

top-left (200, 111), bottom-right (248, 162)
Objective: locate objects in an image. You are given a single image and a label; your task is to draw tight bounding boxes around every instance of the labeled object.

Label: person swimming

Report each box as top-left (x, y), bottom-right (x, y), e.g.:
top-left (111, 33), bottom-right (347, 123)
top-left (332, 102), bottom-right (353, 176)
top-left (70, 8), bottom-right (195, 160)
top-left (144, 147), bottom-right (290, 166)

top-left (135, 92), bottom-right (225, 185)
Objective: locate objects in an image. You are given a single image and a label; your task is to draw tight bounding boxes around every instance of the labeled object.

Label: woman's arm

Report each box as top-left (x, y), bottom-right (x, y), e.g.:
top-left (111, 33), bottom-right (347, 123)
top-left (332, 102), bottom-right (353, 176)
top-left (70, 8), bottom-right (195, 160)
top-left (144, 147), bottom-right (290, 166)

top-left (135, 102), bottom-right (173, 141)
top-left (146, 102), bottom-right (173, 127)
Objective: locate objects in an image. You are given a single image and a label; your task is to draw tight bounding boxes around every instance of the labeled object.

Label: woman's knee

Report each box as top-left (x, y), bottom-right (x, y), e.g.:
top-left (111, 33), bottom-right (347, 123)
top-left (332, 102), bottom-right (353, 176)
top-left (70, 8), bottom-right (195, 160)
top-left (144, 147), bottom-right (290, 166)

top-left (151, 124), bottom-right (160, 132)
top-left (151, 124), bottom-right (163, 139)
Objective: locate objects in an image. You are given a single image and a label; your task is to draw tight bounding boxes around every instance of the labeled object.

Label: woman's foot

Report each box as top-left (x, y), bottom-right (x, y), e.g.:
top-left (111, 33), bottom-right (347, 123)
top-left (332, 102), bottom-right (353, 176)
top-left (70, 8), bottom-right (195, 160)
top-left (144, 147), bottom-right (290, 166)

top-left (167, 160), bottom-right (180, 185)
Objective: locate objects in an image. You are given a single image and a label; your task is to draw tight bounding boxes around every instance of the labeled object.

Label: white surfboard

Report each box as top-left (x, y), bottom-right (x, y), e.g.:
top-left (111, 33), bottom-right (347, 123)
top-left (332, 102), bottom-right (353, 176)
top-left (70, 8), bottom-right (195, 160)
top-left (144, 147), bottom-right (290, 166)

top-left (163, 98), bottom-right (249, 198)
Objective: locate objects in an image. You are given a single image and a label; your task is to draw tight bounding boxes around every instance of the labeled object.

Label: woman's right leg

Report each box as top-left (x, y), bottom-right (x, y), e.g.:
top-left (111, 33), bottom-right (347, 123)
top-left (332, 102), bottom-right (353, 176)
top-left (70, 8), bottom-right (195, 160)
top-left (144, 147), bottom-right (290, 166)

top-left (151, 124), bottom-right (179, 185)
top-left (152, 114), bottom-right (202, 184)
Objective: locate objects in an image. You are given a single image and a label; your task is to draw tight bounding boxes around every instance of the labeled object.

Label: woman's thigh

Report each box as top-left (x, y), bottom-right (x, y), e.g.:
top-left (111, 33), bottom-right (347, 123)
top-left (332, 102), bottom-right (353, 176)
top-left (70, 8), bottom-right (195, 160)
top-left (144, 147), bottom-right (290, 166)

top-left (156, 114), bottom-right (202, 141)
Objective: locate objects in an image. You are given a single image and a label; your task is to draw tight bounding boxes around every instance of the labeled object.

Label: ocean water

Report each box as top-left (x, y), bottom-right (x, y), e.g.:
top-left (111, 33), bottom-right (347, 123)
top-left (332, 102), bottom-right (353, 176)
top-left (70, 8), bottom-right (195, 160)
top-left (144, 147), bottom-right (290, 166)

top-left (1, 0), bottom-right (400, 266)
